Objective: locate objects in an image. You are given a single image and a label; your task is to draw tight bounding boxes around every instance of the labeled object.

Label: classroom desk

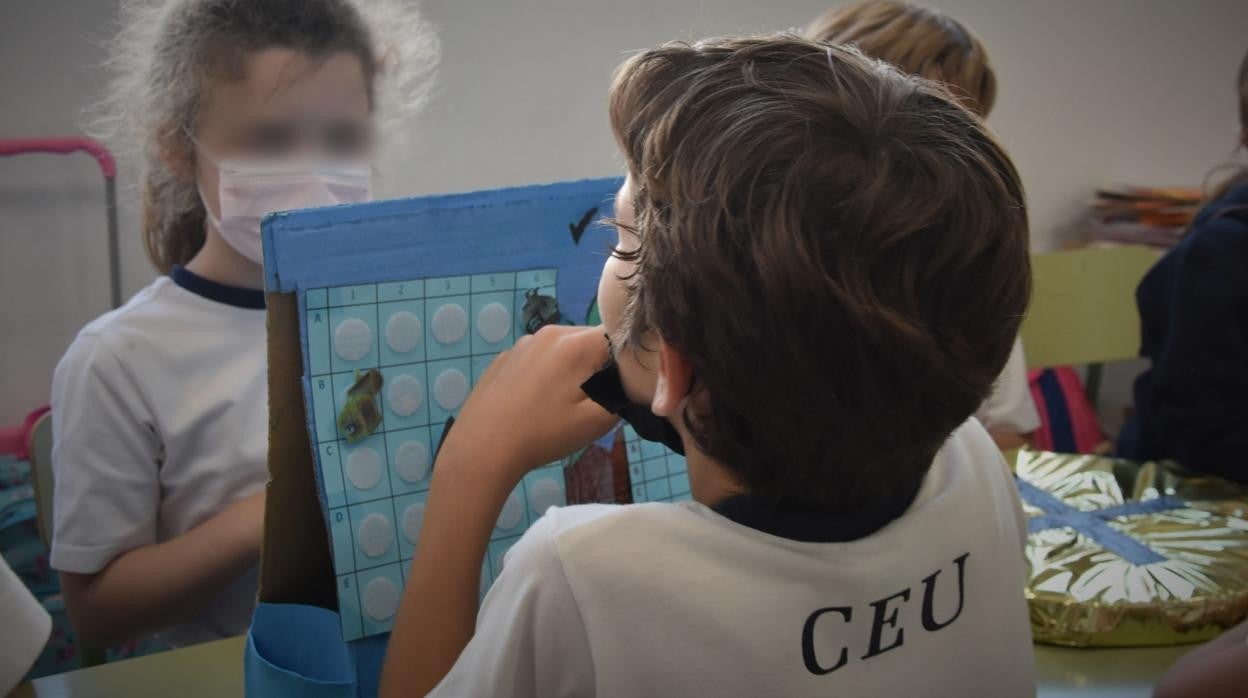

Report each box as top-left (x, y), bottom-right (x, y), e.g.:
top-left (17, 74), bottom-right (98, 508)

top-left (1034, 644), bottom-right (1189, 697)
top-left (17, 637), bottom-right (1191, 696)
top-left (19, 636), bottom-right (246, 698)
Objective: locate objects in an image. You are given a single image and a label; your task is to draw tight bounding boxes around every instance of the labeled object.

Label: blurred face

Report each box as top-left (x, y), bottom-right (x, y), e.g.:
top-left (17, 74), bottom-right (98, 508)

top-left (191, 48), bottom-right (374, 218)
top-left (598, 176), bottom-right (660, 404)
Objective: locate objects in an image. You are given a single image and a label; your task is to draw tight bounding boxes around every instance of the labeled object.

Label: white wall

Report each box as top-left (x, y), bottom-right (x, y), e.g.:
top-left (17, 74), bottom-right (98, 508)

top-left (1, 0), bottom-right (1245, 427)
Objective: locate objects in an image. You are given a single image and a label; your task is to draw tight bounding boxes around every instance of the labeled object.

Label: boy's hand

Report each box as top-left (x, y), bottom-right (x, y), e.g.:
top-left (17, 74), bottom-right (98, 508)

top-left (436, 325), bottom-right (618, 481)
top-left (384, 326), bottom-right (615, 697)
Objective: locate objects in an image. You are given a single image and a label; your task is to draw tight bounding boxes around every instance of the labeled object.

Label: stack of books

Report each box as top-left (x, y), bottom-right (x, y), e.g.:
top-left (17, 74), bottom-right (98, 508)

top-left (1087, 186), bottom-right (1203, 248)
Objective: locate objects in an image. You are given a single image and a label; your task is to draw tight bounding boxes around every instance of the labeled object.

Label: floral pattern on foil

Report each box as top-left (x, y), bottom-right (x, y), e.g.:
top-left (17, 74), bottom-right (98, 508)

top-left (1015, 449), bottom-right (1248, 647)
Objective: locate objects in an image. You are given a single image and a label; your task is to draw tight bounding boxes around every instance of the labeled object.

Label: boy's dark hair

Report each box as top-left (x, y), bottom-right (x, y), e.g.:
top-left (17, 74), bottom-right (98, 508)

top-left (609, 36), bottom-right (1030, 510)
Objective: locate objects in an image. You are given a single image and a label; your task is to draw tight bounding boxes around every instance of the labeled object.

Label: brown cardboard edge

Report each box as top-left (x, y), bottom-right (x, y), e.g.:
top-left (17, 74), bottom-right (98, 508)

top-left (259, 291), bottom-right (336, 609)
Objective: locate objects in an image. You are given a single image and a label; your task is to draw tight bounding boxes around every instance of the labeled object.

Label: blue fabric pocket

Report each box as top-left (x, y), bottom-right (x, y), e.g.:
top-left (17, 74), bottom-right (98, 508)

top-left (245, 603), bottom-right (357, 698)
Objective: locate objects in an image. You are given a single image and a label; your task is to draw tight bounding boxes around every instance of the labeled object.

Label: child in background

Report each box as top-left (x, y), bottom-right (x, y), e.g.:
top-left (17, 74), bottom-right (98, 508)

top-left (806, 0), bottom-right (1041, 450)
top-left (1117, 48), bottom-right (1248, 483)
top-left (382, 36), bottom-right (1035, 697)
top-left (50, 0), bottom-right (436, 648)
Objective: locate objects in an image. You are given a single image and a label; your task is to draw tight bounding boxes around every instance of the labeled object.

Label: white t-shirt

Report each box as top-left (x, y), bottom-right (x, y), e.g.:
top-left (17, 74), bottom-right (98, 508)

top-left (49, 270), bottom-right (268, 647)
top-left (433, 419), bottom-right (1035, 697)
top-left (977, 338), bottom-right (1041, 435)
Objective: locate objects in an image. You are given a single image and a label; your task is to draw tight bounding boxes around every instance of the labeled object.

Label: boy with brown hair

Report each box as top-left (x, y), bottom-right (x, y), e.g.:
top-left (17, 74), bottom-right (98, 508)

top-left (807, 0), bottom-right (1042, 450)
top-left (381, 35), bottom-right (1035, 697)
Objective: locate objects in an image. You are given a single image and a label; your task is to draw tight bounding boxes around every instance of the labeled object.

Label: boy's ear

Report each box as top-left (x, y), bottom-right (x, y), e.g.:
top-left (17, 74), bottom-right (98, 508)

top-left (651, 338), bottom-right (692, 418)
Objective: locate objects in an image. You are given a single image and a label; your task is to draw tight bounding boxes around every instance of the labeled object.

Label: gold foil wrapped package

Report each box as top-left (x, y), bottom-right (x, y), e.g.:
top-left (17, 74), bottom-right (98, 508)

top-left (1014, 449), bottom-right (1248, 647)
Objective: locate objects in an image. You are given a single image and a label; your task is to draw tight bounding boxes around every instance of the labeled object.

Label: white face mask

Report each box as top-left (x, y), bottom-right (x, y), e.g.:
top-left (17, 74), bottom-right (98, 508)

top-left (193, 141), bottom-right (372, 264)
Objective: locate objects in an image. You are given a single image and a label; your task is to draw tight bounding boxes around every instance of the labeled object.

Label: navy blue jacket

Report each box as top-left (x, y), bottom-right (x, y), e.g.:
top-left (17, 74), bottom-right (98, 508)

top-left (1118, 181), bottom-right (1248, 482)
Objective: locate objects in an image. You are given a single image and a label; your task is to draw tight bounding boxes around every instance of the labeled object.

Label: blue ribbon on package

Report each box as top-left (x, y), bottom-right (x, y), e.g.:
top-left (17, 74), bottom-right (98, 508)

top-left (1015, 477), bottom-right (1186, 565)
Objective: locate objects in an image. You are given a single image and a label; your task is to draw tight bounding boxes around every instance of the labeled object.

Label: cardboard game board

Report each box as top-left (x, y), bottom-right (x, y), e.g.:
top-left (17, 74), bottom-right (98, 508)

top-left (264, 178), bottom-right (635, 641)
top-left (251, 178), bottom-right (694, 695)
top-left (306, 268), bottom-right (576, 639)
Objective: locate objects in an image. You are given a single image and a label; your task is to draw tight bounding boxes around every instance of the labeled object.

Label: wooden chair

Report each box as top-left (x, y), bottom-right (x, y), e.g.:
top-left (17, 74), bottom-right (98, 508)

top-left (26, 413), bottom-right (106, 669)
top-left (27, 412), bottom-right (54, 548)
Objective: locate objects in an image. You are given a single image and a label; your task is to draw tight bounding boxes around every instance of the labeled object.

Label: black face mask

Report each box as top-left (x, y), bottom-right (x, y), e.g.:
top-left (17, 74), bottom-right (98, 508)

top-left (580, 349), bottom-right (686, 456)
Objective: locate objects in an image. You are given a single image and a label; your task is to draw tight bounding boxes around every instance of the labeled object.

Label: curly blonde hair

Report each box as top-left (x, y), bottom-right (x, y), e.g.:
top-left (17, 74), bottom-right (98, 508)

top-left (87, 0), bottom-right (439, 273)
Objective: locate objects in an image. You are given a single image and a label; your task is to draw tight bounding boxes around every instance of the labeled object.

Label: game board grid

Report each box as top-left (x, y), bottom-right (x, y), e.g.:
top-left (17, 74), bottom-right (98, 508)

top-left (309, 276), bottom-right (537, 375)
top-left (307, 272), bottom-right (556, 424)
top-left (307, 270), bottom-right (557, 436)
top-left (310, 269), bottom-right (557, 510)
top-left (330, 462), bottom-right (564, 641)
top-left (331, 465), bottom-right (561, 577)
top-left (623, 425), bottom-right (694, 504)
top-left (305, 269), bottom-right (560, 641)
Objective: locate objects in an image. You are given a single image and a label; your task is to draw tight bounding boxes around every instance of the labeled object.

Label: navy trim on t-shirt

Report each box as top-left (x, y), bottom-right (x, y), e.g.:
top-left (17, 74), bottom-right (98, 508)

top-left (711, 479), bottom-right (922, 543)
top-left (170, 266), bottom-right (266, 310)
